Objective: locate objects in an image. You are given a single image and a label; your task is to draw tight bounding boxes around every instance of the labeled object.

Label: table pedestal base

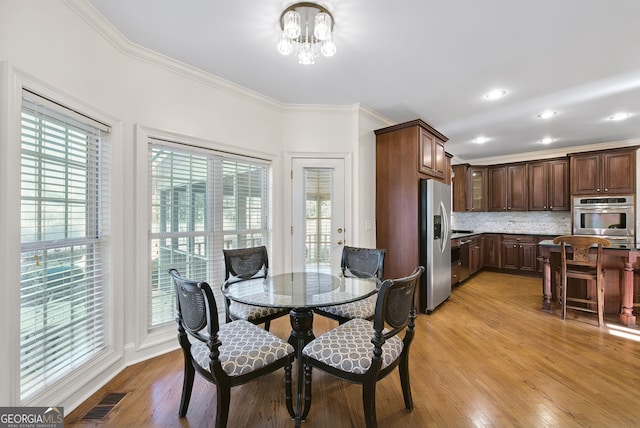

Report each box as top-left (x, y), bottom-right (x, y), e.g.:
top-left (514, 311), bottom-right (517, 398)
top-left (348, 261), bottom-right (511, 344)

top-left (287, 308), bottom-right (315, 427)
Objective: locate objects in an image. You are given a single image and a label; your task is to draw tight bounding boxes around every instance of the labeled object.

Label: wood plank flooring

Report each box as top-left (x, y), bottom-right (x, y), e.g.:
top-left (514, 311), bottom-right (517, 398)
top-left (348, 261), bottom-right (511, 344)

top-left (64, 271), bottom-right (640, 427)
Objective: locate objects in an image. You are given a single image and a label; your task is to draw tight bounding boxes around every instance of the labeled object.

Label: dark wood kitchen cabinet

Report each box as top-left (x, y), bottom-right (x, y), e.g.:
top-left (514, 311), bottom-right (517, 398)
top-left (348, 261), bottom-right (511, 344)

top-left (443, 152), bottom-right (453, 185)
top-left (483, 234), bottom-right (501, 268)
top-left (375, 119), bottom-right (449, 311)
top-left (452, 164), bottom-right (488, 212)
top-left (469, 235), bottom-right (484, 275)
top-left (468, 167), bottom-right (488, 212)
top-left (501, 235), bottom-right (537, 273)
top-left (452, 164), bottom-right (467, 212)
top-left (419, 127), bottom-right (447, 179)
top-left (528, 158), bottom-right (569, 211)
top-left (570, 148), bottom-right (636, 195)
top-left (489, 163), bottom-right (527, 212)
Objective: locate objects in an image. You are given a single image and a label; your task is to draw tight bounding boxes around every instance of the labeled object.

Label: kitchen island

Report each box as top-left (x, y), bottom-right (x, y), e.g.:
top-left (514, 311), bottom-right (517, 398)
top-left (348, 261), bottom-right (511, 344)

top-left (538, 240), bottom-right (639, 326)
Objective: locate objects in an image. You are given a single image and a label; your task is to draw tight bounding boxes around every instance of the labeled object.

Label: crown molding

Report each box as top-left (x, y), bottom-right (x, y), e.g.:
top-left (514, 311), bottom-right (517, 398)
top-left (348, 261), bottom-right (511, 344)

top-left (452, 138), bottom-right (640, 165)
top-left (357, 104), bottom-right (395, 127)
top-left (281, 103), bottom-right (359, 116)
top-left (62, 0), bottom-right (283, 110)
top-left (62, 2), bottom-right (395, 125)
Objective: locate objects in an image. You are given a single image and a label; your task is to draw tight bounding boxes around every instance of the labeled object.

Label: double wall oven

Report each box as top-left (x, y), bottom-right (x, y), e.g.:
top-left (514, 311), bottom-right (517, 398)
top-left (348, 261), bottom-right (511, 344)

top-left (572, 195), bottom-right (635, 244)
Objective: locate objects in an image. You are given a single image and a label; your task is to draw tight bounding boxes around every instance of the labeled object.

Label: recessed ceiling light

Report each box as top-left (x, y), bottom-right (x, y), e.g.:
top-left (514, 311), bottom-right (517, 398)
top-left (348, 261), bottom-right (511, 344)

top-left (608, 112), bottom-right (631, 121)
top-left (484, 89), bottom-right (507, 100)
top-left (473, 136), bottom-right (490, 144)
top-left (537, 110), bottom-right (557, 119)
top-left (539, 137), bottom-right (555, 145)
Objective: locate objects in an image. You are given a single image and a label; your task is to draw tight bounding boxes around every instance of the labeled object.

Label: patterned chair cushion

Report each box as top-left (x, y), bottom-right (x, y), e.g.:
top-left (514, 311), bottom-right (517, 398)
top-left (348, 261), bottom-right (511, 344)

top-left (302, 318), bottom-right (404, 374)
top-left (191, 320), bottom-right (294, 377)
top-left (229, 301), bottom-right (286, 321)
top-left (317, 294), bottom-right (377, 320)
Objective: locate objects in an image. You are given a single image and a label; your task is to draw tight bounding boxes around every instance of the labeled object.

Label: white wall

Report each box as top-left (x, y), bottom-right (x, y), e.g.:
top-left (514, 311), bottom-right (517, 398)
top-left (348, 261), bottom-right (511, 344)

top-left (0, 0), bottom-right (384, 411)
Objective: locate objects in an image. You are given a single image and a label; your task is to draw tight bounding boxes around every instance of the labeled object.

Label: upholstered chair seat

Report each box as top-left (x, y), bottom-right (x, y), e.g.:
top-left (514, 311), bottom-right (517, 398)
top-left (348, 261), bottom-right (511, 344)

top-left (314, 246), bottom-right (386, 324)
top-left (222, 246), bottom-right (288, 330)
top-left (302, 317), bottom-right (403, 374)
top-left (169, 269), bottom-right (295, 428)
top-left (302, 266), bottom-right (424, 428)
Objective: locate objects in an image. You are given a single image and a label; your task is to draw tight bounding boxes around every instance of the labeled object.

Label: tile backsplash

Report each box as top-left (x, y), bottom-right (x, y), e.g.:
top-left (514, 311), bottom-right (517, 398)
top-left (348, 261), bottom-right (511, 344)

top-left (451, 211), bottom-right (571, 236)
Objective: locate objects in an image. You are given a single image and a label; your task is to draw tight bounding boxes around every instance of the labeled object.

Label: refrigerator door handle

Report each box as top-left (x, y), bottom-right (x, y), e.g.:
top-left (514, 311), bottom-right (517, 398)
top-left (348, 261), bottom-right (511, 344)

top-left (439, 200), bottom-right (449, 254)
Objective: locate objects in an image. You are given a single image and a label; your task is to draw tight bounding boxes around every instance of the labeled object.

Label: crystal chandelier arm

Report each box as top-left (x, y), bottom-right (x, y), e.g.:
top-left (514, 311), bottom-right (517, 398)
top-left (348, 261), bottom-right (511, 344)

top-left (279, 2), bottom-right (334, 35)
top-left (277, 2), bottom-right (335, 64)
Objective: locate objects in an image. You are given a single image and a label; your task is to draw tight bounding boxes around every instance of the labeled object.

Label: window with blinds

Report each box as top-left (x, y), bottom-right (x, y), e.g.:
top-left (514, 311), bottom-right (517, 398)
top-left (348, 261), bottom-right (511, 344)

top-left (20, 89), bottom-right (111, 401)
top-left (149, 141), bottom-right (271, 327)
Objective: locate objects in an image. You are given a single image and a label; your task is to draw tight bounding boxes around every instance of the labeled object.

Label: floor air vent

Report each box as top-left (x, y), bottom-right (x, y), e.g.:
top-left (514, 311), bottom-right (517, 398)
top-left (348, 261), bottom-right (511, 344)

top-left (82, 392), bottom-right (127, 419)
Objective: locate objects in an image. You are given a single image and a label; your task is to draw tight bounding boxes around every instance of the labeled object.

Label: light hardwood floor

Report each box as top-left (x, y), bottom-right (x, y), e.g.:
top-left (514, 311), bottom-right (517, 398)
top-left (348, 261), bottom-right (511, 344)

top-left (64, 271), bottom-right (640, 427)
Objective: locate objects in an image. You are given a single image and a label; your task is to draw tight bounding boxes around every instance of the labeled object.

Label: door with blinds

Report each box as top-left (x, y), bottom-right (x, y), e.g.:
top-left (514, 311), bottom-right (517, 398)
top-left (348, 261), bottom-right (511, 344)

top-left (292, 158), bottom-right (345, 272)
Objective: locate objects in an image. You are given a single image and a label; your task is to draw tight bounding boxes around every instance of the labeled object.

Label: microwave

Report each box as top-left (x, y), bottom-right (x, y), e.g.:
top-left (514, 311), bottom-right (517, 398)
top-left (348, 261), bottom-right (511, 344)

top-left (572, 196), bottom-right (635, 243)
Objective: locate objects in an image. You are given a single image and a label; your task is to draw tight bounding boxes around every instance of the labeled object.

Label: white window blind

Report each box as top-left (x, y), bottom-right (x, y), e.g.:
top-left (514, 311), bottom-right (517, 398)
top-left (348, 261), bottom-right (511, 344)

top-left (20, 89), bottom-right (111, 401)
top-left (148, 140), bottom-right (271, 328)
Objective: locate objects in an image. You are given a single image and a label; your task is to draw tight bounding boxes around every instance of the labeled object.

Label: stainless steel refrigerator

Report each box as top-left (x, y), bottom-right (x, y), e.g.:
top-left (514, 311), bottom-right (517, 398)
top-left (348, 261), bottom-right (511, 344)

top-left (419, 178), bottom-right (452, 313)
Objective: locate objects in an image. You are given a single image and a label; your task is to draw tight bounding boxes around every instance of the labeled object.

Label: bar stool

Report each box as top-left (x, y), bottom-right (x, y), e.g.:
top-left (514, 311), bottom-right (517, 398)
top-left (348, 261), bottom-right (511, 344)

top-left (552, 235), bottom-right (611, 327)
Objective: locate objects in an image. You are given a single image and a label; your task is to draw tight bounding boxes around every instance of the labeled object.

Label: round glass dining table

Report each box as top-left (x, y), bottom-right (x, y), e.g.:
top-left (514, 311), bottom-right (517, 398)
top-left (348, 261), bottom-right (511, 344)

top-left (221, 270), bottom-right (379, 426)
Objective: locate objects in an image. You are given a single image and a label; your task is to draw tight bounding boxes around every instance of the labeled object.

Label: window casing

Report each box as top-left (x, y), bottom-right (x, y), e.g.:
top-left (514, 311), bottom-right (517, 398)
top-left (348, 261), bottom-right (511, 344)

top-left (19, 89), bottom-right (111, 402)
top-left (148, 140), bottom-right (271, 327)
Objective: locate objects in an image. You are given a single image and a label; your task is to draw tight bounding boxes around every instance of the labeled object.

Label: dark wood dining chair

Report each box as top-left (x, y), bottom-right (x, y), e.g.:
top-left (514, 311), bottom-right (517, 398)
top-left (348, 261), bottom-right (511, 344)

top-left (302, 266), bottom-right (424, 428)
top-left (222, 246), bottom-right (288, 331)
top-left (168, 269), bottom-right (295, 428)
top-left (313, 246), bottom-right (386, 324)
top-left (552, 235), bottom-right (611, 327)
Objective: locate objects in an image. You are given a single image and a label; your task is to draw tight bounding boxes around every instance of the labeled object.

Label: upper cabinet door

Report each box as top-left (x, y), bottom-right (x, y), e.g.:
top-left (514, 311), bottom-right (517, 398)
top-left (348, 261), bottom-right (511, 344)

top-left (468, 166), bottom-right (488, 212)
top-left (506, 164), bottom-right (527, 211)
top-left (419, 128), bottom-right (445, 179)
top-left (571, 153), bottom-right (602, 194)
top-left (528, 158), bottom-right (569, 211)
top-left (488, 166), bottom-right (507, 212)
top-left (602, 151), bottom-right (635, 194)
top-left (527, 161), bottom-right (548, 211)
top-left (548, 158), bottom-right (569, 210)
top-left (451, 164), bottom-right (468, 212)
top-left (571, 150), bottom-right (635, 195)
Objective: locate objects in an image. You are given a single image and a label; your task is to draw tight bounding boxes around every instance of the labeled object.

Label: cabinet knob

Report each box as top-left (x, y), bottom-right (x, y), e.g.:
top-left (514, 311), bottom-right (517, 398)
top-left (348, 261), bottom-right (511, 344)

top-left (508, 207), bottom-right (512, 211)
top-left (604, 188), bottom-right (608, 192)
top-left (550, 206), bottom-right (553, 209)
top-left (543, 206), bottom-right (547, 209)
top-left (513, 244), bottom-right (517, 248)
top-left (597, 188), bottom-right (601, 192)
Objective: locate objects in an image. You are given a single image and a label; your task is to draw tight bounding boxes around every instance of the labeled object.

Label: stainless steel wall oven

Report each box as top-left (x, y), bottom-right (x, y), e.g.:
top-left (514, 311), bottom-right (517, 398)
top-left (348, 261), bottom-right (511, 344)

top-left (572, 195), bottom-right (635, 244)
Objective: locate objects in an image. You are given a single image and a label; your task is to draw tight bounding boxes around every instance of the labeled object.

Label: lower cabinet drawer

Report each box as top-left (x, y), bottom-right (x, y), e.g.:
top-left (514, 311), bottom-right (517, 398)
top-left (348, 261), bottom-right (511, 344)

top-left (451, 263), bottom-right (461, 285)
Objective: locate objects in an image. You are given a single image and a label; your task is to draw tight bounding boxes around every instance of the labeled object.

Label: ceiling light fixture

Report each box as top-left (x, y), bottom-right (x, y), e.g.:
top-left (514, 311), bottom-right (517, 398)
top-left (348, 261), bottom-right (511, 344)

top-left (537, 110), bottom-right (557, 119)
top-left (607, 112), bottom-right (631, 121)
top-left (473, 136), bottom-right (490, 144)
top-left (277, 2), bottom-right (336, 65)
top-left (484, 89), bottom-right (507, 100)
top-left (539, 137), bottom-right (555, 145)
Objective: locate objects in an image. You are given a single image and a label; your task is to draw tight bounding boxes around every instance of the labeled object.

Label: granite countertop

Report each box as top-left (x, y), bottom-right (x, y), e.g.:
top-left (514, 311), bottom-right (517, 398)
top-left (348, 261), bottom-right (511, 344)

top-left (450, 230), bottom-right (565, 240)
top-left (450, 231), bottom-right (480, 240)
top-left (450, 231), bottom-right (637, 249)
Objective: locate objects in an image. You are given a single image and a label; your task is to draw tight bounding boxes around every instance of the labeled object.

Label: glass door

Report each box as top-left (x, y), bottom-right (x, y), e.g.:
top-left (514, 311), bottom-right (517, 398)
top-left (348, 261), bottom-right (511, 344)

top-left (292, 158), bottom-right (345, 272)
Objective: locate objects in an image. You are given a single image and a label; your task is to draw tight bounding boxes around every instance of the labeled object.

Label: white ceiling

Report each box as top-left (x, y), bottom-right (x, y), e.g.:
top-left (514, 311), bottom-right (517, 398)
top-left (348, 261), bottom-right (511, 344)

top-left (86, 0), bottom-right (640, 162)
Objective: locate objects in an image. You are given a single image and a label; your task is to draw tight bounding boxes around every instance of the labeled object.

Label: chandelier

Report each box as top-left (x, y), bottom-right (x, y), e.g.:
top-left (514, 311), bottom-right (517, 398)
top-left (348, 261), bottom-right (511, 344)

top-left (277, 2), bottom-right (336, 65)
